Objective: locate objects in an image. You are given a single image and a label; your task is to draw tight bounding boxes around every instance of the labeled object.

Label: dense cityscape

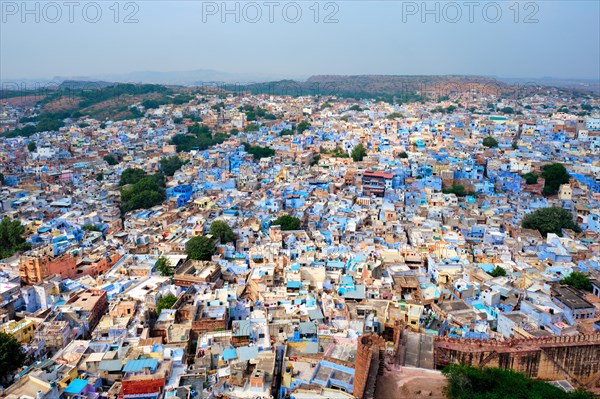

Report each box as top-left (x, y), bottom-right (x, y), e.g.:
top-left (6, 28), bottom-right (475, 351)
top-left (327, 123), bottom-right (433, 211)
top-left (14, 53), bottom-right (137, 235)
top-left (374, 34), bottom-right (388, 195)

top-left (1, 80), bottom-right (600, 399)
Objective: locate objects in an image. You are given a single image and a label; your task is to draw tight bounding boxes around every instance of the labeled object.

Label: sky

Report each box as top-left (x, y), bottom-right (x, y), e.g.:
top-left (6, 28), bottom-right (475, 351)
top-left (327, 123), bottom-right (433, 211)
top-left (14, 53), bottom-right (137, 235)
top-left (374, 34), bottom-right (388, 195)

top-left (1, 1), bottom-right (599, 81)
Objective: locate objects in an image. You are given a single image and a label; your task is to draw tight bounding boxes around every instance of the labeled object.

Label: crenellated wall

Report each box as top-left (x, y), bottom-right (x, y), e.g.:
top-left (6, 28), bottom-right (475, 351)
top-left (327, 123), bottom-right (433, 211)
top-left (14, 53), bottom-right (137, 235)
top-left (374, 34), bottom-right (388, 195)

top-left (434, 334), bottom-right (600, 388)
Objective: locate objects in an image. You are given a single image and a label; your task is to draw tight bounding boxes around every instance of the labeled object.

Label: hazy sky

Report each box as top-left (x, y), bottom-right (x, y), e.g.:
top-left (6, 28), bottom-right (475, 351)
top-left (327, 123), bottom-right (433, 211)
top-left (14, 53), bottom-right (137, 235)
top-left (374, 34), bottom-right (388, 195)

top-left (1, 1), bottom-right (599, 80)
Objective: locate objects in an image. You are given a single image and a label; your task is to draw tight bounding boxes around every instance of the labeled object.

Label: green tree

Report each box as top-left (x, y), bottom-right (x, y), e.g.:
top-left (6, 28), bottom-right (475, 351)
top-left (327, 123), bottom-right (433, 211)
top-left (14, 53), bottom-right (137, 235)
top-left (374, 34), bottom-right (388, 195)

top-left (386, 112), bottom-right (403, 119)
top-left (244, 123), bottom-right (260, 132)
top-left (541, 163), bottom-right (570, 196)
top-left (27, 141), bottom-right (36, 152)
top-left (156, 293), bottom-right (177, 315)
top-left (243, 143), bottom-right (275, 160)
top-left (0, 332), bottom-right (26, 381)
top-left (82, 224), bottom-right (101, 232)
top-left (560, 272), bottom-right (592, 291)
top-left (443, 184), bottom-right (468, 197)
top-left (0, 218), bottom-right (31, 260)
top-left (482, 136), bottom-right (499, 148)
top-left (155, 256), bottom-right (174, 276)
top-left (160, 156), bottom-right (185, 177)
top-left (490, 266), bottom-right (507, 277)
top-left (0, 172), bottom-right (4, 185)
top-left (523, 172), bottom-right (538, 185)
top-left (96, 173), bottom-right (104, 182)
top-left (120, 168), bottom-right (147, 186)
top-left (103, 154), bottom-right (118, 165)
top-left (398, 151), bottom-right (408, 159)
top-left (272, 215), bottom-right (302, 231)
top-left (442, 364), bottom-right (596, 399)
top-left (351, 143), bottom-right (367, 162)
top-left (209, 221), bottom-right (234, 244)
top-left (501, 106), bottom-right (515, 114)
top-left (186, 235), bottom-right (216, 261)
top-left (119, 172), bottom-right (166, 214)
top-left (296, 120), bottom-right (311, 133)
top-left (522, 207), bottom-right (580, 237)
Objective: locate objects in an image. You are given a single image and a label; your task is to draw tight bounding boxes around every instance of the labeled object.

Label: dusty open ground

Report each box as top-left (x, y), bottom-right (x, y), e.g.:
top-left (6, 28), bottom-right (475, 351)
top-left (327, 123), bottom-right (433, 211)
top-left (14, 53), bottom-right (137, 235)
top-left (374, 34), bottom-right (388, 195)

top-left (375, 365), bottom-right (448, 399)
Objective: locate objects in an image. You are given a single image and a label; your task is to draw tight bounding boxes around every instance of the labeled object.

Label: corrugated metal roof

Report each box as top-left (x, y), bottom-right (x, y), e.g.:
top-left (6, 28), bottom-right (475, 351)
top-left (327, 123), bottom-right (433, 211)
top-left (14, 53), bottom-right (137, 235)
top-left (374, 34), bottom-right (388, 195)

top-left (123, 358), bottom-right (158, 372)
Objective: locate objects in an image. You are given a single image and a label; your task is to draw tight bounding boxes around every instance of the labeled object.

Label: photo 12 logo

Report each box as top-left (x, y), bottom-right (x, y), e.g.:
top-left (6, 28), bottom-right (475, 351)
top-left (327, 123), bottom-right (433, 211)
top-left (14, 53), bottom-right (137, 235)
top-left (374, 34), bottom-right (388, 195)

top-left (400, 1), bottom-right (540, 23)
top-left (200, 1), bottom-right (340, 24)
top-left (1, 1), bottom-right (140, 23)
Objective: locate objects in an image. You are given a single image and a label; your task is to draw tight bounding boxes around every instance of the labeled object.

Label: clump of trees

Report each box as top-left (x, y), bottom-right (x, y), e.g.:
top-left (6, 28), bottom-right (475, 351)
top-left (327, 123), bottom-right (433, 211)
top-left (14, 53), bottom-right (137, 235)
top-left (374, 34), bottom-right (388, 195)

top-left (296, 120), bottom-right (311, 133)
top-left (443, 184), bottom-right (473, 197)
top-left (103, 154), bottom-right (119, 165)
top-left (443, 364), bottom-right (595, 399)
top-left (209, 221), bottom-right (234, 244)
top-left (321, 146), bottom-right (349, 158)
top-left (244, 123), bottom-right (260, 132)
top-left (523, 172), bottom-right (538, 185)
top-left (243, 143), bottom-right (275, 160)
top-left (155, 256), bottom-right (174, 276)
top-left (186, 235), bottom-right (216, 261)
top-left (351, 143), bottom-right (367, 162)
top-left (272, 215), bottom-right (302, 231)
top-left (156, 293), bottom-right (177, 315)
top-left (560, 272), bottom-right (592, 291)
top-left (541, 163), bottom-right (570, 196)
top-left (119, 168), bottom-right (166, 214)
top-left (0, 218), bottom-right (31, 260)
top-left (522, 207), bottom-right (580, 237)
top-left (482, 136), bottom-right (499, 148)
top-left (27, 141), bottom-right (37, 152)
top-left (170, 123), bottom-right (228, 152)
top-left (160, 156), bottom-right (186, 176)
top-left (490, 266), bottom-right (507, 277)
top-left (0, 332), bottom-right (26, 382)
top-left (82, 224), bottom-right (102, 232)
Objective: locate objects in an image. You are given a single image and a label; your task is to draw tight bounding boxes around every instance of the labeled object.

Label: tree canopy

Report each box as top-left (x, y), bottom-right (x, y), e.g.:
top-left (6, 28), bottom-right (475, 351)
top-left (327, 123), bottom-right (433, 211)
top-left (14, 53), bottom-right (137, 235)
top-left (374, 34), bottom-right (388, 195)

top-left (186, 235), bottom-right (216, 261)
top-left (560, 272), bottom-right (592, 291)
top-left (272, 215), bottom-right (302, 231)
top-left (351, 143), bottom-right (367, 162)
top-left (522, 207), bottom-right (580, 237)
top-left (155, 256), bottom-right (174, 276)
top-left (103, 154), bottom-right (118, 165)
top-left (523, 172), bottom-right (538, 185)
top-left (443, 184), bottom-right (470, 197)
top-left (156, 294), bottom-right (177, 315)
top-left (119, 169), bottom-right (166, 214)
top-left (443, 364), bottom-right (595, 399)
top-left (243, 143), bottom-right (275, 160)
top-left (209, 221), bottom-right (235, 244)
top-left (27, 141), bottom-right (37, 152)
top-left (296, 120), bottom-right (311, 133)
top-left (0, 218), bottom-right (31, 260)
top-left (483, 136), bottom-right (499, 148)
top-left (82, 224), bottom-right (101, 232)
top-left (490, 266), bottom-right (507, 277)
top-left (541, 163), bottom-right (570, 196)
top-left (0, 332), bottom-right (26, 381)
top-left (170, 123), bottom-right (227, 153)
top-left (160, 156), bottom-right (186, 176)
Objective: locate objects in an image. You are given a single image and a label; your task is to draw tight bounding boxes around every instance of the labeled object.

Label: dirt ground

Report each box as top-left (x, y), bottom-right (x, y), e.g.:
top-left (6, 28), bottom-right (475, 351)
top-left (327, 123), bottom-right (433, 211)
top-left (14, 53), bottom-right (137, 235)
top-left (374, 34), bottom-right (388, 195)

top-left (374, 365), bottom-right (448, 399)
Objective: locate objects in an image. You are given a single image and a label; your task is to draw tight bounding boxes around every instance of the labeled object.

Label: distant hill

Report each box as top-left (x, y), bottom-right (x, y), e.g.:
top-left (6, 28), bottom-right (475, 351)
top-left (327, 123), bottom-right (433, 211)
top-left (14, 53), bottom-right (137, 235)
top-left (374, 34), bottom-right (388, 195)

top-left (225, 75), bottom-right (511, 102)
top-left (226, 74), bottom-right (599, 101)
